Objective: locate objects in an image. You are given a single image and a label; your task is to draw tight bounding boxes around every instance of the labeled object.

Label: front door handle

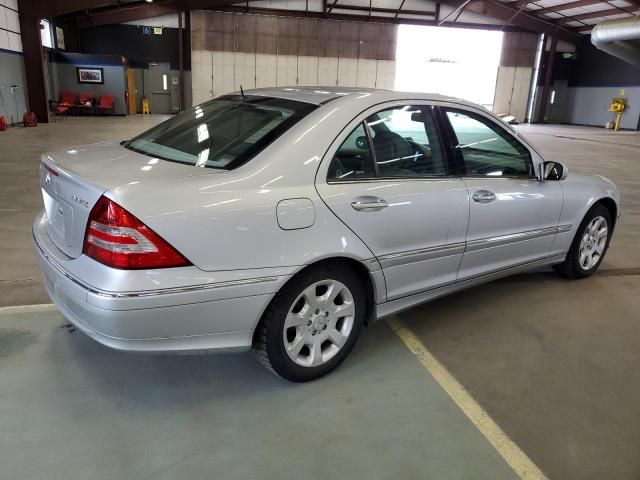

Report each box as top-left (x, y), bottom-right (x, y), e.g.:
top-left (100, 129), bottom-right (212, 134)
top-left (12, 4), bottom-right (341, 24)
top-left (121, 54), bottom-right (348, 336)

top-left (351, 196), bottom-right (388, 211)
top-left (472, 190), bottom-right (497, 204)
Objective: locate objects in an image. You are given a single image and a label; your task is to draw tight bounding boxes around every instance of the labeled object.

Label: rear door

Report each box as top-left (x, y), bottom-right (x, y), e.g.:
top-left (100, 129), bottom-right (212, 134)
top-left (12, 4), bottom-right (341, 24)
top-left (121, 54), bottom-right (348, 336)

top-left (441, 107), bottom-right (563, 280)
top-left (316, 103), bottom-right (469, 301)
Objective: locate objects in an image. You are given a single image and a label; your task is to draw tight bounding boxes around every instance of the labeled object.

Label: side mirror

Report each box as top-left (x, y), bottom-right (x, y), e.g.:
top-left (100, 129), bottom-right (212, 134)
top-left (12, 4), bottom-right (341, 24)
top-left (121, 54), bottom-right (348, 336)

top-left (541, 161), bottom-right (567, 181)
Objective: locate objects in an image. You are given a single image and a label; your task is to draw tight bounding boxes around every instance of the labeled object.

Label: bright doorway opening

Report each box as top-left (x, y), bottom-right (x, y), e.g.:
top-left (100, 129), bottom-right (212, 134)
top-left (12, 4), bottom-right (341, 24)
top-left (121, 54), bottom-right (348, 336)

top-left (395, 25), bottom-right (503, 110)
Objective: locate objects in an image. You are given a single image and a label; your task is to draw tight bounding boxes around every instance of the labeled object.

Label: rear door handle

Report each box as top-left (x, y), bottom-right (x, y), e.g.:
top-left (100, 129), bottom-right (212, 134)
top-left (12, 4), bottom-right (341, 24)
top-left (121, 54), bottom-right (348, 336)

top-left (472, 190), bottom-right (496, 204)
top-left (351, 196), bottom-right (388, 211)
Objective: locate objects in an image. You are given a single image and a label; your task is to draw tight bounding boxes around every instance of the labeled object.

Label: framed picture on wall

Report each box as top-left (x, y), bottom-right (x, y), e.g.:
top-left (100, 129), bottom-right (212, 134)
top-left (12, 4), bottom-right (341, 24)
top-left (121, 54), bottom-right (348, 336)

top-left (76, 67), bottom-right (104, 84)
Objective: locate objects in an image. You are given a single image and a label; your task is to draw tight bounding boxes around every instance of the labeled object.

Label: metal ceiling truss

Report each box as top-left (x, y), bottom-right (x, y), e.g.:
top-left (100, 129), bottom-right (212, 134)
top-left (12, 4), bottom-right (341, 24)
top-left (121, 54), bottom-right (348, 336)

top-left (44, 0), bottom-right (640, 41)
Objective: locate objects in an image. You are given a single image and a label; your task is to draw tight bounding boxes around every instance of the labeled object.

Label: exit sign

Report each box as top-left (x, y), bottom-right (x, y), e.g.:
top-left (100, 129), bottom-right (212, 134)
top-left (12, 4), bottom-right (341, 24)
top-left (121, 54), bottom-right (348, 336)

top-left (153, 27), bottom-right (163, 35)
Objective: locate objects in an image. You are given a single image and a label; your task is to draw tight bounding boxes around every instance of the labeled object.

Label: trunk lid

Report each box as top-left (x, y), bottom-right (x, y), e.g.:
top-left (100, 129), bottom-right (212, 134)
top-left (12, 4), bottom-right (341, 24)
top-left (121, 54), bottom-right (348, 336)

top-left (40, 142), bottom-right (221, 258)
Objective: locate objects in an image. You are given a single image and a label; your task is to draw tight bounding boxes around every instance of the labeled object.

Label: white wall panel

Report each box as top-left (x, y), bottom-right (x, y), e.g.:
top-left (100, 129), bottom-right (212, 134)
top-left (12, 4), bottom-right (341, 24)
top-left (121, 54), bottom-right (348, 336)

top-left (256, 53), bottom-right (277, 88)
top-left (5, 7), bottom-right (18, 32)
top-left (493, 66), bottom-right (515, 115)
top-left (493, 65), bottom-right (533, 123)
top-left (191, 49), bottom-right (213, 104)
top-left (276, 54), bottom-right (297, 86)
top-left (511, 67), bottom-right (533, 122)
top-left (7, 31), bottom-right (21, 52)
top-left (318, 57), bottom-right (338, 86)
top-left (376, 60), bottom-right (396, 89)
top-left (356, 58), bottom-right (377, 88)
top-left (337, 57), bottom-right (358, 87)
top-left (297, 56), bottom-right (318, 86)
top-left (0, 31), bottom-right (8, 51)
top-left (234, 52), bottom-right (256, 90)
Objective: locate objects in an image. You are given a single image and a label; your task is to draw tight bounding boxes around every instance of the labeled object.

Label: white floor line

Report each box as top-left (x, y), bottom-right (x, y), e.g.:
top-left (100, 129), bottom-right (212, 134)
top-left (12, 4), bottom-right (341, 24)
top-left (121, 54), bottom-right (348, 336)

top-left (0, 303), bottom-right (56, 315)
top-left (386, 316), bottom-right (549, 480)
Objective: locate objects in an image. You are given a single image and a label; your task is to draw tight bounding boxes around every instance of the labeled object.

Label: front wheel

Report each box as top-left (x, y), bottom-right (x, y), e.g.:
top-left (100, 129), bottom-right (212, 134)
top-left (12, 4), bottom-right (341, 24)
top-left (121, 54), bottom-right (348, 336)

top-left (553, 204), bottom-right (612, 279)
top-left (253, 263), bottom-right (366, 382)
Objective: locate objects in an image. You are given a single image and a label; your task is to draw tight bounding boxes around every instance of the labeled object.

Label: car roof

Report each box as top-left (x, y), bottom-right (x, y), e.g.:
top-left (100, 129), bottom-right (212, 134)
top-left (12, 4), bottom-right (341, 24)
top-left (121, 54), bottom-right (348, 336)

top-left (242, 86), bottom-right (477, 109)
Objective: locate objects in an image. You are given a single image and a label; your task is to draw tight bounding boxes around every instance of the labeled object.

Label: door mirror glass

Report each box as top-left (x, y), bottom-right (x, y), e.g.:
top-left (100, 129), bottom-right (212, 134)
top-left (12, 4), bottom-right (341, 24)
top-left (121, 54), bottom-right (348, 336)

top-left (543, 161), bottom-right (566, 181)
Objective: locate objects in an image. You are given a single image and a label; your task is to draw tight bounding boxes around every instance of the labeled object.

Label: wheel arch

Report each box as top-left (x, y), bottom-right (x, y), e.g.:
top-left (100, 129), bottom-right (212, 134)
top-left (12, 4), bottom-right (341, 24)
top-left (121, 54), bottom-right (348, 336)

top-left (594, 196), bottom-right (618, 233)
top-left (252, 256), bottom-right (381, 345)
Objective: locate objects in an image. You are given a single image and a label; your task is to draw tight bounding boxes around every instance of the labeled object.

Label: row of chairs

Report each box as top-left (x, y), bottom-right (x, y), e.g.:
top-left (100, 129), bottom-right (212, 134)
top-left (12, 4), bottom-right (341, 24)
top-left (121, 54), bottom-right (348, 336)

top-left (50, 91), bottom-right (116, 119)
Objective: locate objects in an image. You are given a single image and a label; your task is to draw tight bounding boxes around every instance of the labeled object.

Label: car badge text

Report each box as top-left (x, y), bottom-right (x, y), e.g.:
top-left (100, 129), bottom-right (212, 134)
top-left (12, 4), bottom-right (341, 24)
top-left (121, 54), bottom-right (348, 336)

top-left (71, 194), bottom-right (89, 208)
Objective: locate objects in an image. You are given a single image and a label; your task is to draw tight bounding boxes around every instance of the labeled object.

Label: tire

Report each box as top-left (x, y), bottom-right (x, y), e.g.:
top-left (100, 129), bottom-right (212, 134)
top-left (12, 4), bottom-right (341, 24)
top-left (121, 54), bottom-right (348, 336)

top-left (553, 203), bottom-right (612, 279)
top-left (252, 262), bottom-right (366, 382)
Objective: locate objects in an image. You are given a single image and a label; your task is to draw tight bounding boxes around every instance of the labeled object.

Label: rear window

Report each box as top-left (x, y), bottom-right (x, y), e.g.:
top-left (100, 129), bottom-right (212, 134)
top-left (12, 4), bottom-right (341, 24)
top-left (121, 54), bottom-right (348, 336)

top-left (124, 95), bottom-right (316, 170)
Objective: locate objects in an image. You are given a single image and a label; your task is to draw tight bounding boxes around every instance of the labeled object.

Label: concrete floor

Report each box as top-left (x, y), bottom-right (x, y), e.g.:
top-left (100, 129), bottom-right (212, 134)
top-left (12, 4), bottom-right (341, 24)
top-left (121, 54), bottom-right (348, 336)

top-left (1, 116), bottom-right (639, 479)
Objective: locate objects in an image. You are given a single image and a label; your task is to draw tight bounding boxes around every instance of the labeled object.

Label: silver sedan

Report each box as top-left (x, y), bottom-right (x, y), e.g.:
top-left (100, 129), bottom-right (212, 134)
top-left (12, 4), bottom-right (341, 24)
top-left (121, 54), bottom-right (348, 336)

top-left (34, 87), bottom-right (620, 381)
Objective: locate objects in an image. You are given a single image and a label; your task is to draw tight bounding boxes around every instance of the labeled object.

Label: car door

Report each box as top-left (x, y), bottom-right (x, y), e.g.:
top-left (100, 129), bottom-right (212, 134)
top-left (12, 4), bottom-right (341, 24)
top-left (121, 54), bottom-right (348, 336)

top-left (441, 107), bottom-right (564, 280)
top-left (316, 103), bottom-right (469, 301)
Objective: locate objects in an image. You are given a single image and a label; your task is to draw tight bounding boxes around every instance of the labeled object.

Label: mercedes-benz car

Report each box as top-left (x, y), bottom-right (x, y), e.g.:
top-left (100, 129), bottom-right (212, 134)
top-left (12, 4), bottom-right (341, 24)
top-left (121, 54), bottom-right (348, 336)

top-left (34, 87), bottom-right (620, 381)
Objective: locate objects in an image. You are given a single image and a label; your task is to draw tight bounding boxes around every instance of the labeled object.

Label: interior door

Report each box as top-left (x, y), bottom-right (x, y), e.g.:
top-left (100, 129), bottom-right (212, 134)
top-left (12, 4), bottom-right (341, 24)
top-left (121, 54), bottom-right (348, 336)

top-left (442, 107), bottom-right (563, 280)
top-left (316, 104), bottom-right (469, 300)
top-left (148, 62), bottom-right (171, 114)
top-left (126, 68), bottom-right (137, 114)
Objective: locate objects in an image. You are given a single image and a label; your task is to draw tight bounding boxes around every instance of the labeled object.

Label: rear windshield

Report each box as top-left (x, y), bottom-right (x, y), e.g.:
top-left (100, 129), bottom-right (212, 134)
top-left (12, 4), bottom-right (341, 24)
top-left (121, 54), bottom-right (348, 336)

top-left (124, 95), bottom-right (317, 170)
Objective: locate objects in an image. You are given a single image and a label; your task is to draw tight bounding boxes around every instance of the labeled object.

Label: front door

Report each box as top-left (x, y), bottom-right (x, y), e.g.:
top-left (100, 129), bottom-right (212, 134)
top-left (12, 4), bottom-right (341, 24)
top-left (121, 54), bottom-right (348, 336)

top-left (316, 104), bottom-right (469, 301)
top-left (442, 107), bottom-right (563, 280)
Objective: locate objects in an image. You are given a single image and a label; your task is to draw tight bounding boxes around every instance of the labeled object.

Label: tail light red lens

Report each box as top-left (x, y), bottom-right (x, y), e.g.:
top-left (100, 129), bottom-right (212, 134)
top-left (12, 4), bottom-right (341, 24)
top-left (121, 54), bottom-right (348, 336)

top-left (83, 196), bottom-right (191, 269)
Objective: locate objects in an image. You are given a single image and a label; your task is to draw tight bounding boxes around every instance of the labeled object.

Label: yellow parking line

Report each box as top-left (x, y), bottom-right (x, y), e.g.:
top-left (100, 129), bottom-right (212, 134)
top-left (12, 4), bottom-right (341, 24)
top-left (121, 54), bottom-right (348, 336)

top-left (386, 316), bottom-right (548, 480)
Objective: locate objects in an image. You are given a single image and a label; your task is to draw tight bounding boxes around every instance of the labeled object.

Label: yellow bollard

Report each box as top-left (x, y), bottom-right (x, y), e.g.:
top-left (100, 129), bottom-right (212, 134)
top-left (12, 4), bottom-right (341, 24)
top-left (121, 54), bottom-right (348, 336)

top-left (142, 99), bottom-right (150, 114)
top-left (608, 98), bottom-right (625, 131)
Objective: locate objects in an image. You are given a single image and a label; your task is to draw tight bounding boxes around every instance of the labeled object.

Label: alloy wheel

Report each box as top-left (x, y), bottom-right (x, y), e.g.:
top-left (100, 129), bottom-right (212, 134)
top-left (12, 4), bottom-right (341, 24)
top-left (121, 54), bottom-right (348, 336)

top-left (282, 279), bottom-right (355, 367)
top-left (578, 215), bottom-right (608, 270)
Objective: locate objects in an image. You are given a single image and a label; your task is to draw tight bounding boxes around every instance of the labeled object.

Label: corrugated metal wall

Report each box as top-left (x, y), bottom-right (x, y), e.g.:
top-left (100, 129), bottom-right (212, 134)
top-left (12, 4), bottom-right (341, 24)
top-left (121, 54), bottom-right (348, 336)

top-left (191, 11), bottom-right (397, 105)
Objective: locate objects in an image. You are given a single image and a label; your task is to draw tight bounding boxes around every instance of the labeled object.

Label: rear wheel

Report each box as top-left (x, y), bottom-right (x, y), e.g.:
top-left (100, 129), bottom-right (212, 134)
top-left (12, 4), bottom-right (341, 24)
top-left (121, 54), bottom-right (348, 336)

top-left (553, 204), bottom-right (611, 279)
top-left (253, 263), bottom-right (366, 382)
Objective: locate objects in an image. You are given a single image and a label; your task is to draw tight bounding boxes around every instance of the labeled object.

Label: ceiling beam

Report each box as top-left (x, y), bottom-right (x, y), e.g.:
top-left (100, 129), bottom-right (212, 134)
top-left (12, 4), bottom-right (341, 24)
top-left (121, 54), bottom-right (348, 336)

top-left (326, 3), bottom-right (436, 16)
top-left (557, 7), bottom-right (633, 24)
top-left (531, 0), bottom-right (606, 15)
top-left (74, 1), bottom-right (181, 28)
top-left (512, 0), bottom-right (534, 8)
top-left (57, 0), bottom-right (582, 42)
top-left (437, 0), bottom-right (581, 42)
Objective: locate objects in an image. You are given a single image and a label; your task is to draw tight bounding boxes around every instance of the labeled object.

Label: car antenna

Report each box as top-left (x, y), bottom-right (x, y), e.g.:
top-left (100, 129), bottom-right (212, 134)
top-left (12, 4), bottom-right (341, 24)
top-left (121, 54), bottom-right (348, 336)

top-left (240, 85), bottom-right (246, 102)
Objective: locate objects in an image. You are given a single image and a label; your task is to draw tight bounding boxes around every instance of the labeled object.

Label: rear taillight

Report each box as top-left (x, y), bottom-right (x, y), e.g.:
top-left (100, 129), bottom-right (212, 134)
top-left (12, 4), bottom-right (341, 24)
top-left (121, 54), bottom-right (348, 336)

top-left (83, 196), bottom-right (191, 269)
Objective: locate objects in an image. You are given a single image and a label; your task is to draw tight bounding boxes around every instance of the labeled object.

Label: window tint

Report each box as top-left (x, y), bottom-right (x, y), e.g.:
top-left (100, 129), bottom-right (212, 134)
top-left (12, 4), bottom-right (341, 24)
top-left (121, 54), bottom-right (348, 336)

top-left (124, 95), bottom-right (316, 170)
top-left (327, 123), bottom-right (375, 181)
top-left (367, 106), bottom-right (446, 177)
top-left (445, 110), bottom-right (533, 177)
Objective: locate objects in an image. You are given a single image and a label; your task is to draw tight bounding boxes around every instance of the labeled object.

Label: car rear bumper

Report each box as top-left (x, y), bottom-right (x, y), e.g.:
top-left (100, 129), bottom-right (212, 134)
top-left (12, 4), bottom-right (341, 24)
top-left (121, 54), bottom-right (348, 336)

top-left (33, 211), bottom-right (281, 353)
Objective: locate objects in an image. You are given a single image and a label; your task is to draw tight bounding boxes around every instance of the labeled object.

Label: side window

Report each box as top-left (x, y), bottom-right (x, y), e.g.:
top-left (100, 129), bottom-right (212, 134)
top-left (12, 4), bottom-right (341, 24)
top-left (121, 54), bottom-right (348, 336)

top-left (366, 106), bottom-right (446, 177)
top-left (327, 123), bottom-right (375, 181)
top-left (445, 110), bottom-right (533, 177)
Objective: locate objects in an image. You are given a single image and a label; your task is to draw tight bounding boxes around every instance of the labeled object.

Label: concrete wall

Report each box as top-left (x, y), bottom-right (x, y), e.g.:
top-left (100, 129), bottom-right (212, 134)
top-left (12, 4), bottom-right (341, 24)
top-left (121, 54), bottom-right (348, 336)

top-left (565, 86), bottom-right (640, 130)
top-left (0, 0), bottom-right (28, 125)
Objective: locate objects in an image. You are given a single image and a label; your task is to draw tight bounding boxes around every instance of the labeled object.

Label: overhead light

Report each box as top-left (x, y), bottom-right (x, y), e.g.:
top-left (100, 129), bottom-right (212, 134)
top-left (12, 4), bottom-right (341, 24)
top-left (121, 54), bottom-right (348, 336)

top-left (145, 0), bottom-right (153, 3)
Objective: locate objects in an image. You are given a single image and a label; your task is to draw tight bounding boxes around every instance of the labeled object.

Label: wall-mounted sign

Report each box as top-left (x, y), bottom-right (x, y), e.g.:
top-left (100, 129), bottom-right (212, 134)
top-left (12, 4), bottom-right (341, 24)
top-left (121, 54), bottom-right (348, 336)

top-left (143, 26), bottom-right (151, 35)
top-left (56, 26), bottom-right (65, 50)
top-left (77, 67), bottom-right (104, 85)
top-left (153, 27), bottom-right (163, 35)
